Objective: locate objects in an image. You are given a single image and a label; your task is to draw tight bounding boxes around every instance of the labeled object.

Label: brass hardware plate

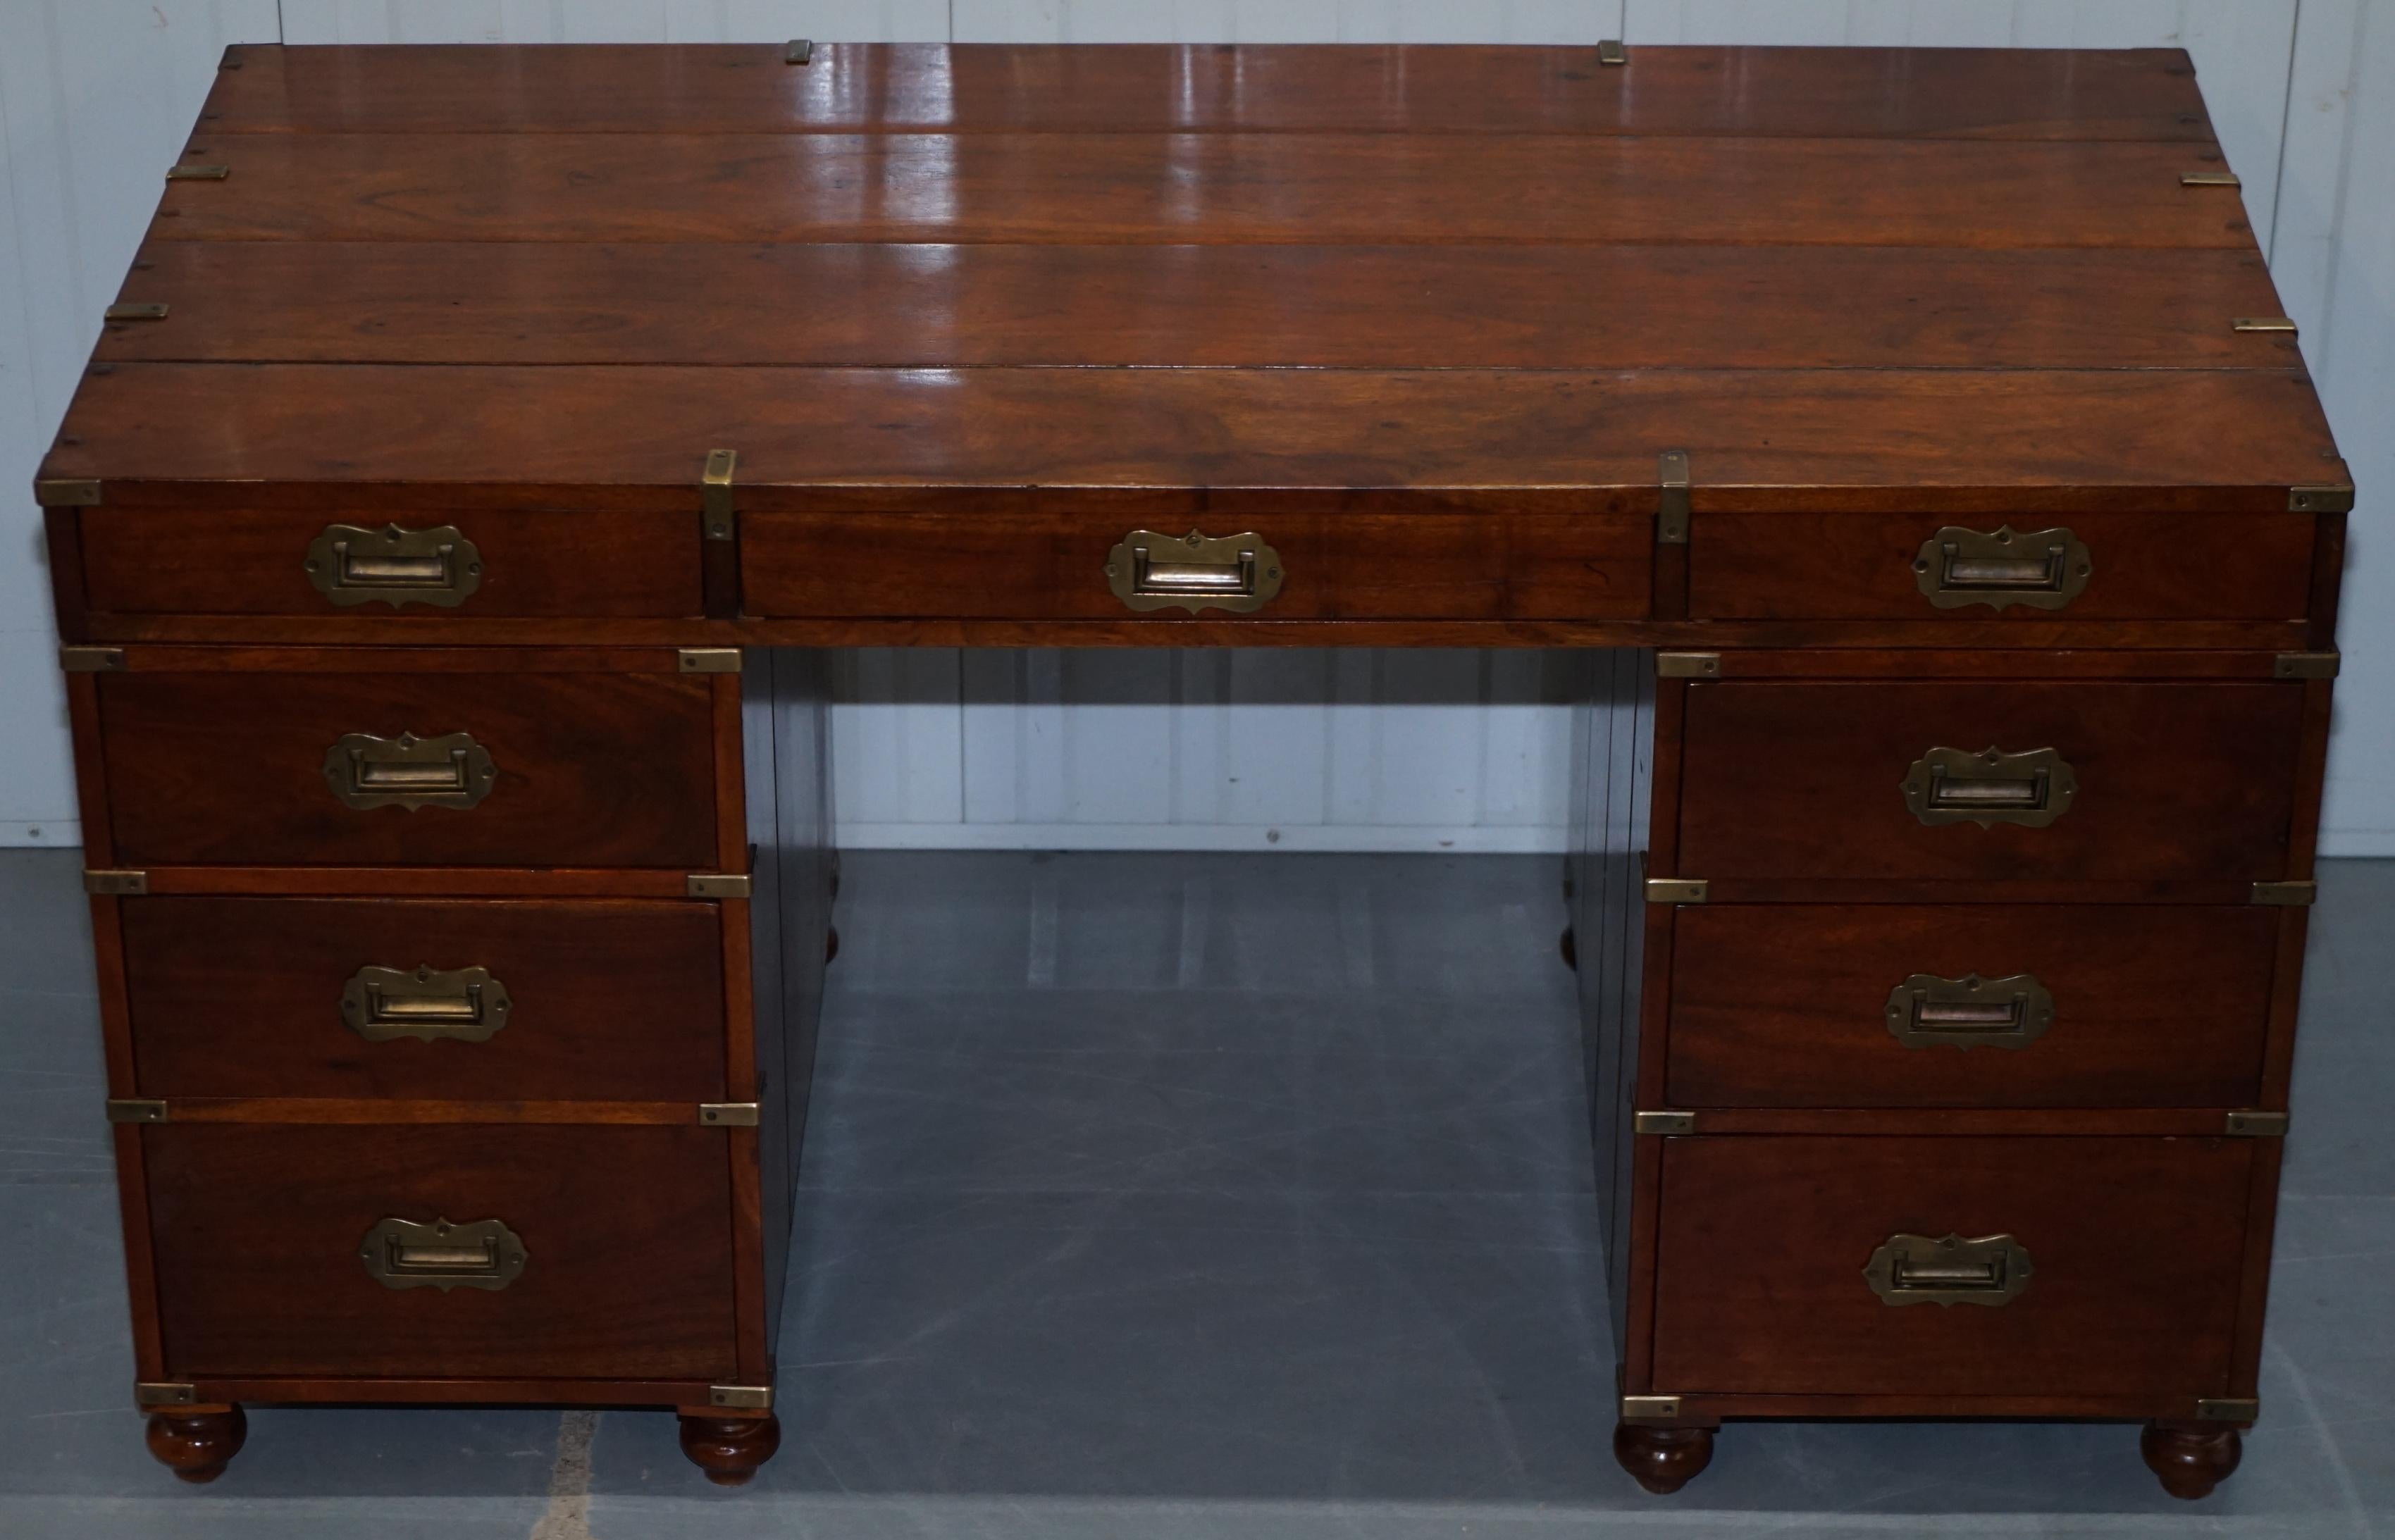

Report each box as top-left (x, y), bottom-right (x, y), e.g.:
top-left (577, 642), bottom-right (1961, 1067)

top-left (84, 869), bottom-right (149, 896)
top-left (1644, 877), bottom-right (1708, 905)
top-left (1620, 1395), bottom-right (1681, 1421)
top-left (688, 873), bottom-right (752, 899)
top-left (2251, 881), bottom-right (2317, 907)
top-left (1885, 973), bottom-right (2054, 1051)
top-left (2275, 652), bottom-right (2341, 680)
top-left (106, 1099), bottom-right (168, 1124)
top-left (304, 523), bottom-right (483, 608)
top-left (702, 447), bottom-right (738, 541)
top-left (166, 164), bottom-right (230, 180)
top-left (1655, 652), bottom-right (1721, 679)
top-left (2226, 1110), bottom-right (2289, 1137)
top-left (136, 1382), bottom-right (197, 1407)
top-left (1656, 449), bottom-right (1691, 545)
top-left (2289, 483), bottom-right (2356, 514)
top-left (1864, 1232), bottom-right (2031, 1307)
top-left (2232, 316), bottom-right (2298, 333)
top-left (710, 1384), bottom-right (774, 1410)
top-left (1633, 1111), bottom-right (1696, 1136)
top-left (1106, 529), bottom-right (1285, 614)
top-left (343, 964), bottom-right (511, 1044)
top-left (323, 731), bottom-right (497, 812)
top-left (359, 1216), bottom-right (528, 1292)
top-left (1902, 746), bottom-right (2077, 829)
top-left (678, 647), bottom-right (743, 674)
top-left (2180, 170), bottom-right (2241, 187)
top-left (700, 1103), bottom-right (760, 1127)
top-left (2199, 1398), bottom-right (2260, 1423)
top-left (58, 646), bottom-right (125, 673)
top-left (104, 302), bottom-right (169, 321)
top-left (786, 38), bottom-right (813, 63)
top-left (1597, 39), bottom-right (1628, 66)
top-left (1913, 525), bottom-right (2091, 611)
top-left (35, 478), bottom-right (100, 506)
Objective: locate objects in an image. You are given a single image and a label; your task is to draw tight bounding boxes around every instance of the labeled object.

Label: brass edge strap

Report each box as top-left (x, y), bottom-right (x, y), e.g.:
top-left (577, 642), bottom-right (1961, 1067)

top-left (165, 164), bottom-right (230, 181)
top-left (702, 448), bottom-right (738, 541)
top-left (2232, 316), bottom-right (2297, 333)
top-left (104, 303), bottom-right (169, 321)
top-left (2180, 170), bottom-right (2241, 187)
top-left (1656, 449), bottom-right (1691, 545)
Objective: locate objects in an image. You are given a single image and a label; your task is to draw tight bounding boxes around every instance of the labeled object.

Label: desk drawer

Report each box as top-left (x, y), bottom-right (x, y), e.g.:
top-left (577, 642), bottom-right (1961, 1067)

top-left (147, 1124), bottom-right (736, 1380)
top-left (1666, 905), bottom-right (2277, 1108)
top-left (121, 898), bottom-right (727, 1101)
top-left (1676, 681), bottom-right (2303, 883)
top-left (78, 507), bottom-right (703, 619)
top-left (1650, 1135), bottom-right (2250, 1398)
top-left (1688, 511), bottom-right (2315, 622)
top-left (742, 509), bottom-right (1651, 621)
top-left (97, 664), bottom-right (720, 868)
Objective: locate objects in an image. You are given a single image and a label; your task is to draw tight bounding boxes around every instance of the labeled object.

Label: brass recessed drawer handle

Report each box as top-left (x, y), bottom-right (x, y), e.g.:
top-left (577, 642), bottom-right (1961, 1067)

top-left (359, 1217), bottom-right (526, 1292)
top-left (342, 964), bottom-right (511, 1043)
top-left (1864, 1232), bottom-right (2031, 1307)
top-left (323, 731), bottom-right (497, 811)
top-left (1901, 745), bottom-right (2075, 828)
top-left (1884, 972), bottom-right (2053, 1050)
top-left (1913, 526), bottom-right (2090, 611)
top-left (1105, 529), bottom-right (1284, 614)
top-left (304, 523), bottom-right (483, 608)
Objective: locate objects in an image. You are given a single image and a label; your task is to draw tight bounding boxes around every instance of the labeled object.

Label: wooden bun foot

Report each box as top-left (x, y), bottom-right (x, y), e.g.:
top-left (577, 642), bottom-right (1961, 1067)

top-left (146, 1406), bottom-right (247, 1484)
top-left (1614, 1421), bottom-right (1714, 1494)
top-left (1559, 926), bottom-right (1577, 970)
top-left (679, 1412), bottom-right (781, 1486)
top-left (2141, 1421), bottom-right (2241, 1500)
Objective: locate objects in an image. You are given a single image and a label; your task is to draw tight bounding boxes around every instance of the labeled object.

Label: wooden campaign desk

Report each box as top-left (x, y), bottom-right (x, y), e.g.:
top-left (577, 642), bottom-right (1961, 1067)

top-left (35, 41), bottom-right (2348, 1498)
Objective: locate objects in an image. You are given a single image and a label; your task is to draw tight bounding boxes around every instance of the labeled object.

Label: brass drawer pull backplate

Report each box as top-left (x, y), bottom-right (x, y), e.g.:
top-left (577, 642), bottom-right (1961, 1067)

top-left (1914, 525), bottom-right (2091, 611)
top-left (304, 523), bottom-right (483, 608)
top-left (323, 731), bottom-right (497, 812)
top-left (1884, 971), bottom-right (2054, 1050)
top-left (1901, 745), bottom-right (2075, 829)
top-left (342, 964), bottom-right (512, 1043)
top-left (1864, 1231), bottom-right (2031, 1307)
top-left (359, 1216), bottom-right (527, 1291)
top-left (1106, 529), bottom-right (1284, 614)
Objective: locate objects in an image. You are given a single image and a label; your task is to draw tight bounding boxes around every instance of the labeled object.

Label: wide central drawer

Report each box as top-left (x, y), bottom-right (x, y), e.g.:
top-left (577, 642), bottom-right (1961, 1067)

top-left (1676, 680), bottom-right (2303, 882)
top-left (120, 897), bottom-right (728, 1101)
top-left (95, 663), bottom-right (721, 868)
top-left (1650, 1135), bottom-right (2251, 1398)
top-left (1666, 904), bottom-right (2279, 1108)
top-left (147, 1124), bottom-right (737, 1381)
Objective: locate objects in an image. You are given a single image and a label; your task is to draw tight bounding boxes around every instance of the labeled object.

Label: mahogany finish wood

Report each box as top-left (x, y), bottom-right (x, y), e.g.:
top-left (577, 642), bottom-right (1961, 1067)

top-left (1665, 905), bottom-right (2279, 1108)
top-left (121, 897), bottom-right (726, 1101)
top-left (145, 1407), bottom-right (247, 1483)
top-left (35, 41), bottom-right (2348, 1497)
top-left (1648, 1136), bottom-right (2251, 1397)
top-left (2143, 1422), bottom-right (2245, 1500)
top-left (1675, 681), bottom-right (2305, 882)
top-left (145, 1124), bottom-right (737, 1379)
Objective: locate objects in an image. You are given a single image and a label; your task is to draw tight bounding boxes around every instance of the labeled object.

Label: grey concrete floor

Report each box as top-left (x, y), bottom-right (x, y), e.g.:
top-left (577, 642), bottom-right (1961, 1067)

top-left (1, 848), bottom-right (2389, 1539)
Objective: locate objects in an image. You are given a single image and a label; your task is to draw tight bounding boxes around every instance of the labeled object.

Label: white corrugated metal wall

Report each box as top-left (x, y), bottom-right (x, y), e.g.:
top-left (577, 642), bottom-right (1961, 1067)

top-left (2, 1), bottom-right (2387, 852)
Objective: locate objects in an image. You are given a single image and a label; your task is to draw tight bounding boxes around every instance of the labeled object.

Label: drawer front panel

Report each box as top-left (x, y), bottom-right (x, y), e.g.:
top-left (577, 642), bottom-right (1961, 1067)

top-left (742, 510), bottom-right (1651, 621)
top-left (99, 670), bottom-right (718, 867)
top-left (1688, 511), bottom-right (2315, 621)
top-left (1676, 681), bottom-right (2302, 882)
top-left (1650, 1135), bottom-right (2250, 1398)
top-left (148, 1124), bottom-right (736, 1379)
top-left (1666, 905), bottom-right (2277, 1108)
top-left (122, 898), bottom-right (727, 1101)
top-left (78, 508), bottom-right (703, 618)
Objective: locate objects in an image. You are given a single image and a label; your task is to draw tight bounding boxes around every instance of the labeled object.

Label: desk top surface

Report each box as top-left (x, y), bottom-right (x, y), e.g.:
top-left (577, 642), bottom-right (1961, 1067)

top-left (39, 43), bottom-right (2345, 514)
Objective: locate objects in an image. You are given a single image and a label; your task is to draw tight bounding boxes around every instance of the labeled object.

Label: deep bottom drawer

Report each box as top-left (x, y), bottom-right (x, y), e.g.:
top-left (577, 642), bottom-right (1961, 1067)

top-left (1650, 1136), bottom-right (2251, 1398)
top-left (147, 1124), bottom-right (737, 1380)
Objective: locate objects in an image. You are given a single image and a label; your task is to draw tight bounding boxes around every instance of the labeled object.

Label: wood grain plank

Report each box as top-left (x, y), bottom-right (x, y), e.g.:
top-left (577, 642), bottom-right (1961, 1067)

top-left (147, 134), bottom-right (2253, 249)
top-left (197, 43), bottom-right (2217, 142)
top-left (96, 242), bottom-right (2294, 370)
top-left (44, 364), bottom-right (2341, 505)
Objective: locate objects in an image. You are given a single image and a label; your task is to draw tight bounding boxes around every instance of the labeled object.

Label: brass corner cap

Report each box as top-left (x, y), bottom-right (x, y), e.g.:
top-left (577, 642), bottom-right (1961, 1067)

top-left (677, 647), bottom-right (743, 674)
top-left (84, 869), bottom-right (149, 896)
top-left (1644, 877), bottom-right (1708, 905)
top-left (2179, 169), bottom-right (2241, 187)
top-left (106, 1098), bottom-right (167, 1124)
top-left (699, 1102), bottom-right (760, 1127)
top-left (2225, 1110), bottom-right (2289, 1138)
top-left (2289, 483), bottom-right (2355, 514)
top-left (786, 39), bottom-right (814, 63)
top-left (708, 1384), bottom-right (773, 1410)
top-left (1597, 39), bottom-right (1628, 66)
top-left (1655, 652), bottom-right (1721, 679)
top-left (1633, 1110), bottom-right (1696, 1136)
top-left (2198, 1397), bottom-right (2260, 1423)
top-left (2251, 881), bottom-right (2316, 907)
top-left (2274, 652), bottom-right (2340, 680)
top-left (35, 477), bottom-right (99, 507)
top-left (1620, 1394), bottom-right (1681, 1421)
top-left (135, 1381), bottom-right (197, 1407)
top-left (686, 873), bottom-right (751, 899)
top-left (58, 646), bottom-right (125, 673)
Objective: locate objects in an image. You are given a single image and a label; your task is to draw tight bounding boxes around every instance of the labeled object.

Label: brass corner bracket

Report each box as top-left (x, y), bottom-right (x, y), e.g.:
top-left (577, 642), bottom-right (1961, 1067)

top-left (84, 870), bottom-right (149, 896)
top-left (786, 39), bottom-right (814, 64)
top-left (2251, 881), bottom-right (2316, 907)
top-left (2198, 1398), bottom-right (2260, 1423)
top-left (35, 478), bottom-right (100, 507)
top-left (2179, 170), bottom-right (2241, 187)
top-left (136, 1381), bottom-right (198, 1407)
top-left (165, 163), bottom-right (230, 181)
top-left (702, 447), bottom-right (738, 541)
top-left (2275, 652), bottom-right (2340, 680)
top-left (1656, 449), bottom-right (1691, 545)
top-left (677, 647), bottom-right (743, 674)
top-left (106, 1099), bottom-right (167, 1124)
top-left (1633, 1110), bottom-right (1696, 1136)
top-left (686, 873), bottom-right (751, 899)
top-left (708, 1384), bottom-right (774, 1410)
top-left (58, 646), bottom-right (125, 673)
top-left (2232, 316), bottom-right (2296, 333)
top-left (2289, 483), bottom-right (2355, 514)
top-left (699, 1103), bottom-right (760, 1127)
top-left (1655, 652), bottom-right (1721, 679)
top-left (2225, 1110), bottom-right (2289, 1138)
top-left (1620, 1394), bottom-right (1681, 1421)
top-left (1597, 39), bottom-right (1628, 66)
top-left (1643, 877), bottom-right (1708, 905)
top-left (104, 302), bottom-right (169, 322)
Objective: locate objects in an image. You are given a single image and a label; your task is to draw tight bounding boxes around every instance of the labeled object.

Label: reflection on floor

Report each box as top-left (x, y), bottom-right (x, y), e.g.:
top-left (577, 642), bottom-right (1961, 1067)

top-left (1, 849), bottom-right (2389, 1538)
